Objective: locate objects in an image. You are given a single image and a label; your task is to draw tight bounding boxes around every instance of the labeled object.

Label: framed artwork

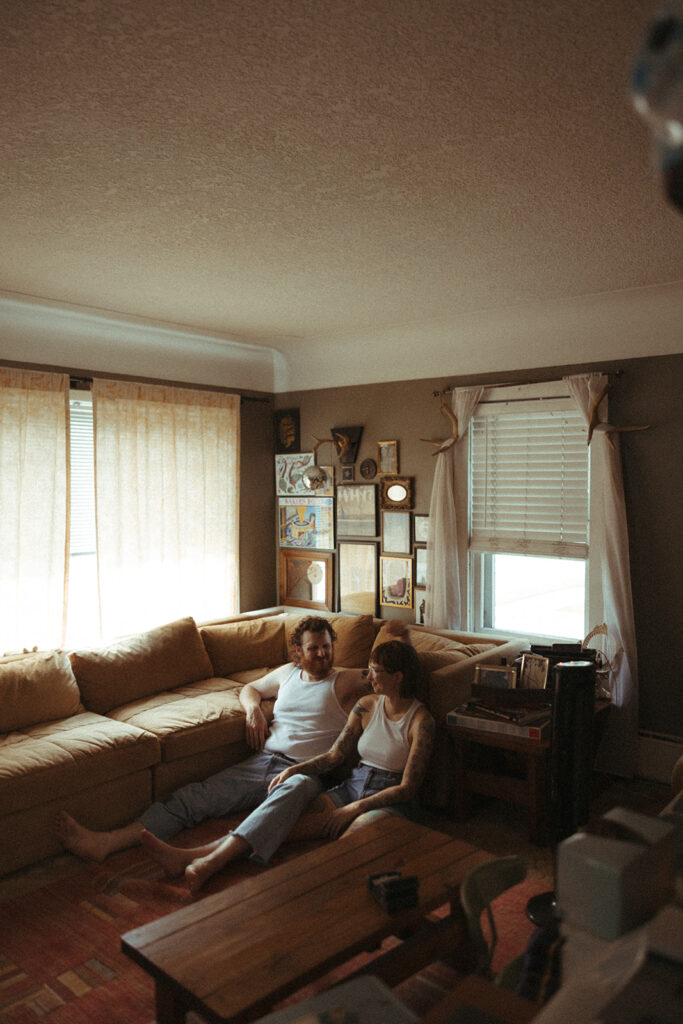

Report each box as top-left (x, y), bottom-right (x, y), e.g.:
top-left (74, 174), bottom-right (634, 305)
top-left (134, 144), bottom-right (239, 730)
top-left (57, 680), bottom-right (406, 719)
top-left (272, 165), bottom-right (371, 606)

top-left (341, 465), bottom-right (355, 482)
top-left (274, 408), bottom-right (300, 453)
top-left (338, 541), bottom-right (378, 616)
top-left (413, 514), bottom-right (430, 545)
top-left (379, 476), bottom-right (414, 510)
top-left (415, 545), bottom-right (427, 587)
top-left (278, 497), bottom-right (334, 550)
top-left (336, 483), bottom-right (377, 538)
top-left (381, 510), bottom-right (411, 555)
top-left (377, 440), bottom-right (399, 475)
top-left (275, 453), bottom-right (333, 496)
top-left (519, 652), bottom-right (550, 689)
top-left (380, 555), bottom-right (413, 608)
top-left (473, 664), bottom-right (518, 689)
top-left (278, 550), bottom-right (333, 610)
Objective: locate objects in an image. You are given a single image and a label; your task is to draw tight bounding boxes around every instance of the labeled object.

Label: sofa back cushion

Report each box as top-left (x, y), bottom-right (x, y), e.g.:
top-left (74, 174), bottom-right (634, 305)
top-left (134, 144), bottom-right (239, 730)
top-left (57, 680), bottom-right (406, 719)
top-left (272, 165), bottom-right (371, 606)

top-left (70, 617), bottom-right (214, 714)
top-left (0, 650), bottom-right (83, 732)
top-left (200, 617), bottom-right (287, 676)
top-left (283, 613), bottom-right (378, 669)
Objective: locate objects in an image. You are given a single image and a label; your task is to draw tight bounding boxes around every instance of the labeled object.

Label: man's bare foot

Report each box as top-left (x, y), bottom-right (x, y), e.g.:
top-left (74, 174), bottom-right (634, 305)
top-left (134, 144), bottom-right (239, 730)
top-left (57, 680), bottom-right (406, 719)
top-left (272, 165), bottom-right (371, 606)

top-left (140, 830), bottom-right (195, 879)
top-left (55, 811), bottom-right (114, 862)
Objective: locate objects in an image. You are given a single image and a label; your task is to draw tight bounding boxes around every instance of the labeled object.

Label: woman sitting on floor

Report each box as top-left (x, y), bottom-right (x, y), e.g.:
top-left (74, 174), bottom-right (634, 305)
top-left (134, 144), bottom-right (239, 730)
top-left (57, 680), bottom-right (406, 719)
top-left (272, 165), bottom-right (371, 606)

top-left (142, 639), bottom-right (435, 895)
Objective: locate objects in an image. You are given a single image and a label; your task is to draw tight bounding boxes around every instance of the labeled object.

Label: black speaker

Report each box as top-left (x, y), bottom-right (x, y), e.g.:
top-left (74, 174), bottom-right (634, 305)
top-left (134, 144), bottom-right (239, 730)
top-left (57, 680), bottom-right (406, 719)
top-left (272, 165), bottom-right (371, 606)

top-left (548, 660), bottom-right (597, 843)
top-left (527, 660), bottom-right (597, 928)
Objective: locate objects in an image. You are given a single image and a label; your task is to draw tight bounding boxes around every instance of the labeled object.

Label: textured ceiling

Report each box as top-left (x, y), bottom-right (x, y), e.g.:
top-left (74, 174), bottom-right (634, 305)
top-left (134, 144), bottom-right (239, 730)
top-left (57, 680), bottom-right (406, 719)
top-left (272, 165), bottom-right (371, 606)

top-left (1, 0), bottom-right (681, 390)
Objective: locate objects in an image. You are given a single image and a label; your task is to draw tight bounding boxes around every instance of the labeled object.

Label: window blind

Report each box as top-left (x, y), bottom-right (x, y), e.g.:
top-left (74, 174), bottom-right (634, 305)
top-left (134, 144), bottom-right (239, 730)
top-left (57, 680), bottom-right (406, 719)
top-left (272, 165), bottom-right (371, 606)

top-left (69, 395), bottom-right (96, 555)
top-left (469, 404), bottom-right (589, 559)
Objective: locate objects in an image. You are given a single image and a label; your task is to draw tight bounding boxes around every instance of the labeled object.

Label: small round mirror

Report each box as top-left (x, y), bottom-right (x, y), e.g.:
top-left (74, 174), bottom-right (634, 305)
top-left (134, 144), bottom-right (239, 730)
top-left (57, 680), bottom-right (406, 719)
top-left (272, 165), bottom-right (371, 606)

top-left (387, 483), bottom-right (407, 502)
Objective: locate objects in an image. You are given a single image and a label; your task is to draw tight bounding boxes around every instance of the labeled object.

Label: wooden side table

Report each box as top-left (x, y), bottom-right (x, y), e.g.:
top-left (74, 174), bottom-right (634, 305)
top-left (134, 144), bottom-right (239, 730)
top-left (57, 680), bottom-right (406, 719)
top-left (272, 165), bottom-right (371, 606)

top-left (447, 722), bottom-right (551, 844)
top-left (447, 700), bottom-right (612, 845)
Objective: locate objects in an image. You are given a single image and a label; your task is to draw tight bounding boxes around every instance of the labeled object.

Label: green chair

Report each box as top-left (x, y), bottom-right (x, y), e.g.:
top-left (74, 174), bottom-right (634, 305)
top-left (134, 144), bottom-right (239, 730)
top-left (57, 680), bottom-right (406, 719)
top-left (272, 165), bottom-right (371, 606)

top-left (459, 854), bottom-right (528, 989)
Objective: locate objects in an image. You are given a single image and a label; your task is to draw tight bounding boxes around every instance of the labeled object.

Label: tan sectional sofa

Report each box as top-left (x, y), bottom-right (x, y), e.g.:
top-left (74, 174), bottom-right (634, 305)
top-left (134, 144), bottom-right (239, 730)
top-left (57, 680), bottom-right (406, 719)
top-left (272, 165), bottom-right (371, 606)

top-left (0, 607), bottom-right (526, 877)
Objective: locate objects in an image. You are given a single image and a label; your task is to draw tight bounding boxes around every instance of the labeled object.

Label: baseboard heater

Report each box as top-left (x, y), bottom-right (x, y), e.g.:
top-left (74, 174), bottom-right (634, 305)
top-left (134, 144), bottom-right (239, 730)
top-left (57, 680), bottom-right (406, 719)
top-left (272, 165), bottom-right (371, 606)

top-left (637, 730), bottom-right (683, 784)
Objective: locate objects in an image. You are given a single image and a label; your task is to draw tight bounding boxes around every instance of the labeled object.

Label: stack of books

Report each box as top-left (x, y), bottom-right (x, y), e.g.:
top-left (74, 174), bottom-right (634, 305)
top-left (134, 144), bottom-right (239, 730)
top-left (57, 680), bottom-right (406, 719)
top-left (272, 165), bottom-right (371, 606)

top-left (447, 688), bottom-right (552, 739)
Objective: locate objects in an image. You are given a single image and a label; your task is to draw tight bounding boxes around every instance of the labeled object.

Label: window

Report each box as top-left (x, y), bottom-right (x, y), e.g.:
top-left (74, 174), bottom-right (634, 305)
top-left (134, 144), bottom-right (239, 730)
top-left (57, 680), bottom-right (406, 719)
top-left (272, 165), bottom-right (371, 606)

top-left (468, 382), bottom-right (589, 641)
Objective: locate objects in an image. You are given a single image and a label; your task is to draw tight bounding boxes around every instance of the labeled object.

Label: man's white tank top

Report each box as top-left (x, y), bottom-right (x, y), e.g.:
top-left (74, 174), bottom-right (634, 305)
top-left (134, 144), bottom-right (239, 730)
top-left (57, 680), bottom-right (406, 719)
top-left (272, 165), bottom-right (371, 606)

top-left (357, 696), bottom-right (422, 773)
top-left (264, 664), bottom-right (348, 761)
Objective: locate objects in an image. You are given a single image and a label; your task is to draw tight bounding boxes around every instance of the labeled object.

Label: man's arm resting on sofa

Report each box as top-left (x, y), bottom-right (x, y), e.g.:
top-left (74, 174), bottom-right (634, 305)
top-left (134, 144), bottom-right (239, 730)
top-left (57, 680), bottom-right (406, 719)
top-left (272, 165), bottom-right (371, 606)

top-left (239, 662), bottom-right (293, 749)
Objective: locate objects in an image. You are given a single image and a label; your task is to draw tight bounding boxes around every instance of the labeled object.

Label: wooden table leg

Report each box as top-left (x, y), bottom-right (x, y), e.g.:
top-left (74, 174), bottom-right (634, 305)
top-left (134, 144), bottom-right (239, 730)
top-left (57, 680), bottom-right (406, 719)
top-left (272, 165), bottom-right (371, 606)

top-left (527, 750), bottom-right (548, 845)
top-left (449, 735), bottom-right (472, 820)
top-left (155, 979), bottom-right (189, 1024)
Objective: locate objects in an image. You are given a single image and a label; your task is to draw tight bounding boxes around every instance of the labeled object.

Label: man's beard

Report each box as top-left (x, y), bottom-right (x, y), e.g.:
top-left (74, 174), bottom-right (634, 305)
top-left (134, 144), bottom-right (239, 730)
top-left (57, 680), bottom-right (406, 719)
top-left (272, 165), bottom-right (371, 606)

top-left (300, 651), bottom-right (333, 679)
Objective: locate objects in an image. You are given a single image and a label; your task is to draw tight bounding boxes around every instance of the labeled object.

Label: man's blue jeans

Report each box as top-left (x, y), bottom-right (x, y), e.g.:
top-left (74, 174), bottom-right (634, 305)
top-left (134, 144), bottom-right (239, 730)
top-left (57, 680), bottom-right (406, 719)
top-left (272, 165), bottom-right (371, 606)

top-left (140, 750), bottom-right (323, 863)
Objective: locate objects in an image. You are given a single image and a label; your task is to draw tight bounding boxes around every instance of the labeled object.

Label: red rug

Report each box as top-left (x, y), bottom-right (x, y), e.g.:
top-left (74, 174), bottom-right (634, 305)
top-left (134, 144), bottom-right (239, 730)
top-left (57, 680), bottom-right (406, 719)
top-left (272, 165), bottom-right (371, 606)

top-left (0, 819), bottom-right (551, 1023)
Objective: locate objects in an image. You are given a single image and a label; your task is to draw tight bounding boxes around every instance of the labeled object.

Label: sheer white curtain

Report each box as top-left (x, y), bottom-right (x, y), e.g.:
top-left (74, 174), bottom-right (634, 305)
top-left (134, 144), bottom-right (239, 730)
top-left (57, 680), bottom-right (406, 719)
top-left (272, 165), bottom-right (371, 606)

top-left (565, 373), bottom-right (638, 777)
top-left (92, 380), bottom-right (240, 639)
top-left (425, 386), bottom-right (484, 629)
top-left (0, 369), bottom-right (69, 652)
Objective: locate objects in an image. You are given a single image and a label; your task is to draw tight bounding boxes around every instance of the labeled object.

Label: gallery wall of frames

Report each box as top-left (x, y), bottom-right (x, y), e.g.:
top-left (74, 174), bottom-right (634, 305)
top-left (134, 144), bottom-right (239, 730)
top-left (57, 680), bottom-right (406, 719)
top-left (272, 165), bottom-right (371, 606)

top-left (275, 439), bottom-right (429, 621)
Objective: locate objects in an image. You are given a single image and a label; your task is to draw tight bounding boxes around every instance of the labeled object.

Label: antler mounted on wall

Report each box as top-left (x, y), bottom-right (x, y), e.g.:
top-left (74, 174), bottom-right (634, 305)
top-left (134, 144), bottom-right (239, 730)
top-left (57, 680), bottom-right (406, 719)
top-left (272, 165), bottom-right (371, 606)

top-left (587, 383), bottom-right (651, 446)
top-left (420, 397), bottom-right (459, 455)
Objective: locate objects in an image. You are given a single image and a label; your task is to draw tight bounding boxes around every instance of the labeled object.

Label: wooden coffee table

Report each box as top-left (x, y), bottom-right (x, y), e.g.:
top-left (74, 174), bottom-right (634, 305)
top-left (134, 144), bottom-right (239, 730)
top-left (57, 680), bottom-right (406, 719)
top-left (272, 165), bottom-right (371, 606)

top-left (121, 816), bottom-right (491, 1024)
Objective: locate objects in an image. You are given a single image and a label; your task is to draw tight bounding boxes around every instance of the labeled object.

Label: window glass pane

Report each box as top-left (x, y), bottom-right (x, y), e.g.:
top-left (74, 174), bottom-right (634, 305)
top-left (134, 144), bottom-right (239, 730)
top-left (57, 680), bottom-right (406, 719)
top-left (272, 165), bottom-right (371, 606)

top-left (488, 553), bottom-right (586, 640)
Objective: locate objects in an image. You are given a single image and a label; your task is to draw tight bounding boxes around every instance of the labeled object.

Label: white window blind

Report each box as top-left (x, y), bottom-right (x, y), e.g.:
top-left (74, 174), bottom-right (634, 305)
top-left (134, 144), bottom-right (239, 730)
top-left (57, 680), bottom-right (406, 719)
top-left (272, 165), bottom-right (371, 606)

top-left (470, 400), bottom-right (589, 559)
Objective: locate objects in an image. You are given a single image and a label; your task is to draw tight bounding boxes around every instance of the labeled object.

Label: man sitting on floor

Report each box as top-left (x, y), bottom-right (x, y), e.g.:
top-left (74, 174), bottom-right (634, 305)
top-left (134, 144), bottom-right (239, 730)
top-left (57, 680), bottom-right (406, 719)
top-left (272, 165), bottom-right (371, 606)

top-left (56, 616), bottom-right (408, 865)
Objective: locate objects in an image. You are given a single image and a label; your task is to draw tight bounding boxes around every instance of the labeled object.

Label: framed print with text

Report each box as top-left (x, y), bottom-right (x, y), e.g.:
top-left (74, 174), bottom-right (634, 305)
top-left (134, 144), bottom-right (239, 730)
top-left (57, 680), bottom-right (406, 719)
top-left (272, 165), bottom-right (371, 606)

top-left (338, 541), bottom-right (378, 616)
top-left (380, 555), bottom-right (413, 609)
top-left (336, 483), bottom-right (377, 538)
top-left (278, 497), bottom-right (334, 550)
top-left (278, 550), bottom-right (333, 610)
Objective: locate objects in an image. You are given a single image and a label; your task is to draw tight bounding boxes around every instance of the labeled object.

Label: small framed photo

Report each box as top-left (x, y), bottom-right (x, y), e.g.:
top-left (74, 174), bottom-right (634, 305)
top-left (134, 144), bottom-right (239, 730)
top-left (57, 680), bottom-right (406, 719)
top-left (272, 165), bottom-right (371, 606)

top-left (413, 514), bottom-right (429, 545)
top-left (341, 465), bottom-right (355, 482)
top-left (336, 483), bottom-right (377, 538)
top-left (377, 440), bottom-right (399, 475)
top-left (380, 555), bottom-right (413, 608)
top-left (381, 510), bottom-right (411, 555)
top-left (278, 497), bottom-right (334, 550)
top-left (519, 652), bottom-right (550, 689)
top-left (279, 550), bottom-right (333, 610)
top-left (474, 664), bottom-right (518, 689)
top-left (414, 545), bottom-right (427, 588)
top-left (338, 541), bottom-right (378, 616)
top-left (379, 476), bottom-right (414, 510)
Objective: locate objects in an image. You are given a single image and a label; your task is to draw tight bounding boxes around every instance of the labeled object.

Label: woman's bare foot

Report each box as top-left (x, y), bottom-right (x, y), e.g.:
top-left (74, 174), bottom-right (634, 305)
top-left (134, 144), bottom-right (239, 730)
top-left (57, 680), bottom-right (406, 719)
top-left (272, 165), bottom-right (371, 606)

top-left (55, 811), bottom-right (125, 862)
top-left (185, 853), bottom-right (221, 897)
top-left (140, 830), bottom-right (197, 878)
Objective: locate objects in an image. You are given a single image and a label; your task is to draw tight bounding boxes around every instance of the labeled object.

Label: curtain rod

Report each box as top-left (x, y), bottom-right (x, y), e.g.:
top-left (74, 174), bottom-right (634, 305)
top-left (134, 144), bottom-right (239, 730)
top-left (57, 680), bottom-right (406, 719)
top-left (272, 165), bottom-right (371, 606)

top-left (432, 369), bottom-right (623, 397)
top-left (67, 374), bottom-right (270, 403)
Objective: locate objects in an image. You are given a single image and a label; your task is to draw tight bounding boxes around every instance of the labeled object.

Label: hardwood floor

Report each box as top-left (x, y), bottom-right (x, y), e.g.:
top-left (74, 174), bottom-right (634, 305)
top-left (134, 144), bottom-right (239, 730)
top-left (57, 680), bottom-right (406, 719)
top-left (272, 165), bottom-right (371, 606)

top-left (422, 772), bottom-right (672, 880)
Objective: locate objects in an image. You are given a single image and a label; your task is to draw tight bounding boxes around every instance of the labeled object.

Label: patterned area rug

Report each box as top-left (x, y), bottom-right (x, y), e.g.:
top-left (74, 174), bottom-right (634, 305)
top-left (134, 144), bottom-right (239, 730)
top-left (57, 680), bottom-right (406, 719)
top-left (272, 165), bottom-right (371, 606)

top-left (0, 818), bottom-right (551, 1023)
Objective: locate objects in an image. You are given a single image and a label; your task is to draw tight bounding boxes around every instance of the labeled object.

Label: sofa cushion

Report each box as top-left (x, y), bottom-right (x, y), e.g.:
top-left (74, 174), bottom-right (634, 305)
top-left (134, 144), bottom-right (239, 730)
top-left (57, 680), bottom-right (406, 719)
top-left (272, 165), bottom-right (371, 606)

top-left (0, 651), bottom-right (83, 732)
top-left (283, 613), bottom-right (377, 668)
top-left (200, 617), bottom-right (287, 676)
top-left (106, 679), bottom-right (247, 761)
top-left (70, 617), bottom-right (214, 714)
top-left (0, 712), bottom-right (160, 815)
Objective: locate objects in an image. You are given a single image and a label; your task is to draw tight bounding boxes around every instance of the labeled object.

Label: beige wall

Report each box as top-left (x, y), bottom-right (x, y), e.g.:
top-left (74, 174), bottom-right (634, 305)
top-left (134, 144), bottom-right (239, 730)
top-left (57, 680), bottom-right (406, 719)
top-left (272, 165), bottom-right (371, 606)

top-left (270, 353), bottom-right (683, 740)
